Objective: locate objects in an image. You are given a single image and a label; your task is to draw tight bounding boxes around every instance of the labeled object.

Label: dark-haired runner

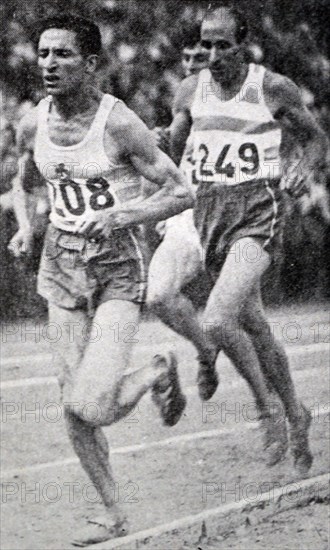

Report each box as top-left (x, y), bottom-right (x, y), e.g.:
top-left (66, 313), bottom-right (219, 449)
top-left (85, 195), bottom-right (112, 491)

top-left (147, 24), bottom-right (219, 402)
top-left (9, 14), bottom-right (192, 546)
top-left (170, 4), bottom-right (327, 474)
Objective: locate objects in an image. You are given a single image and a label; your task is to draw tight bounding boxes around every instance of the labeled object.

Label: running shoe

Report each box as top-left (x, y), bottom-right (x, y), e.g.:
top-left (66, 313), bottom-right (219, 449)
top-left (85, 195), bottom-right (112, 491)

top-left (260, 402), bottom-right (289, 467)
top-left (72, 516), bottom-right (128, 547)
top-left (151, 352), bottom-right (187, 427)
top-left (197, 352), bottom-right (219, 401)
top-left (289, 404), bottom-right (313, 476)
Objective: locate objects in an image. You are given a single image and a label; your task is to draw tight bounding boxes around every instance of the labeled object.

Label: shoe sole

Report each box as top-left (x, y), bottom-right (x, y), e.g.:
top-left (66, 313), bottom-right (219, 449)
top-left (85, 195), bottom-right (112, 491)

top-left (72, 520), bottom-right (128, 547)
top-left (152, 352), bottom-right (186, 427)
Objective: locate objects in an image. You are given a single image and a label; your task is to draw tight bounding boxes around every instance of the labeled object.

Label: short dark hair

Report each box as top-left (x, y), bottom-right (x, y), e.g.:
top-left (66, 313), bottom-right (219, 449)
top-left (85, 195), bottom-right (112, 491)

top-left (180, 22), bottom-right (203, 50)
top-left (204, 2), bottom-right (248, 43)
top-left (33, 14), bottom-right (102, 56)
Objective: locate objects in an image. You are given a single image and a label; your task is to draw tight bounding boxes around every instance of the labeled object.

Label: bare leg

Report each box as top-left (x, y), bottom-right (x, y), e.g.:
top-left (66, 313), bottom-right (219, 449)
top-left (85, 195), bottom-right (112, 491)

top-left (240, 284), bottom-right (301, 423)
top-left (49, 305), bottom-right (123, 517)
top-left (147, 225), bottom-right (219, 400)
top-left (64, 410), bottom-right (121, 511)
top-left (202, 238), bottom-right (274, 414)
top-left (201, 238), bottom-right (312, 471)
top-left (51, 300), bottom-right (185, 545)
top-left (239, 285), bottom-right (313, 474)
top-left (147, 222), bottom-right (213, 360)
top-left (71, 300), bottom-right (174, 426)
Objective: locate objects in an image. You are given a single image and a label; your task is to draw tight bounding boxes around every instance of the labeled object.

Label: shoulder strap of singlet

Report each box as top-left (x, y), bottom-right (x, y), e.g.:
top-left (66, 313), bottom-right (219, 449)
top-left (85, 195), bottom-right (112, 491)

top-left (200, 68), bottom-right (212, 97)
top-left (241, 64), bottom-right (266, 104)
top-left (88, 94), bottom-right (119, 138)
top-left (36, 94), bottom-right (118, 144)
top-left (191, 68), bottom-right (211, 116)
top-left (36, 96), bottom-right (51, 132)
top-left (34, 96), bottom-right (52, 157)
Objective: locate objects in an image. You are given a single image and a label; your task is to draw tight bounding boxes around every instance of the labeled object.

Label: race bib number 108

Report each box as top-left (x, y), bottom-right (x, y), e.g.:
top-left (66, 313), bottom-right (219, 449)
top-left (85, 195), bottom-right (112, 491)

top-left (48, 174), bottom-right (115, 218)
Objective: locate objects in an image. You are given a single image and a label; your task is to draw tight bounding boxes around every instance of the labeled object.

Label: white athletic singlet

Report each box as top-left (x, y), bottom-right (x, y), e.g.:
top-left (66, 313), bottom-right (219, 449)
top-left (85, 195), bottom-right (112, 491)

top-left (191, 64), bottom-right (282, 185)
top-left (34, 94), bottom-right (143, 232)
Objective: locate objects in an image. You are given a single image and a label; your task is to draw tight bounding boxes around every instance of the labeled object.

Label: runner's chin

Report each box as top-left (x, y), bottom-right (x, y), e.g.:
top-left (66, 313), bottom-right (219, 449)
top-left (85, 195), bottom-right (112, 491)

top-left (43, 80), bottom-right (61, 94)
top-left (210, 63), bottom-right (232, 82)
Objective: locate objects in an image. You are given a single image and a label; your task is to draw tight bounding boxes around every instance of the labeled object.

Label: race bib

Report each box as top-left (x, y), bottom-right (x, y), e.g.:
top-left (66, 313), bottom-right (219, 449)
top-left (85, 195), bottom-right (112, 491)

top-left (192, 132), bottom-right (280, 185)
top-left (47, 164), bottom-right (117, 230)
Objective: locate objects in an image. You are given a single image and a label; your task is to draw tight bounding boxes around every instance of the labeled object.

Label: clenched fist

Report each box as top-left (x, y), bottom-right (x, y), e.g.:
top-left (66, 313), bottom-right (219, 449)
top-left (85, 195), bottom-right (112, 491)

top-left (8, 227), bottom-right (34, 258)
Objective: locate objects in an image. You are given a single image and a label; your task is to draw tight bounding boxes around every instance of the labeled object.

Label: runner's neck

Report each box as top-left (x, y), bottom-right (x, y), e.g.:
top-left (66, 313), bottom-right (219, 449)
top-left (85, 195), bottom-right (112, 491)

top-left (211, 63), bottom-right (249, 102)
top-left (50, 86), bottom-right (103, 121)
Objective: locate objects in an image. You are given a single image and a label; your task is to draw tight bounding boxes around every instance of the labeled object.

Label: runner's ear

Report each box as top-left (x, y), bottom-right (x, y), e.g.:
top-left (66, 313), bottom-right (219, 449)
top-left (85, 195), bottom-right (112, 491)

top-left (85, 55), bottom-right (99, 74)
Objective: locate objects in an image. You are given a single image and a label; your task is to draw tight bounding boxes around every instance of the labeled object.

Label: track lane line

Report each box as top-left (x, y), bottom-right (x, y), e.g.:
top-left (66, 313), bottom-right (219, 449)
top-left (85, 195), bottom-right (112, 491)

top-left (1, 342), bottom-right (329, 390)
top-left (2, 405), bottom-right (329, 480)
top-left (88, 473), bottom-right (330, 549)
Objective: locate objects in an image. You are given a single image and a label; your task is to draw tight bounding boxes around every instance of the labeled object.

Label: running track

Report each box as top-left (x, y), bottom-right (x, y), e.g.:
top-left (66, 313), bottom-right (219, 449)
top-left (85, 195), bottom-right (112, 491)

top-left (1, 307), bottom-right (329, 549)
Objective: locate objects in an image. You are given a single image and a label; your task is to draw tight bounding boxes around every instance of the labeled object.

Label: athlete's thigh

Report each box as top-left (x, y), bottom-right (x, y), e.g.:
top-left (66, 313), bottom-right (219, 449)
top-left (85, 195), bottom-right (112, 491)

top-left (48, 304), bottom-right (89, 397)
top-left (239, 282), bottom-right (270, 333)
top-left (241, 282), bottom-right (264, 319)
top-left (204, 237), bottom-right (271, 321)
top-left (72, 299), bottom-right (141, 406)
top-left (148, 231), bottom-right (201, 299)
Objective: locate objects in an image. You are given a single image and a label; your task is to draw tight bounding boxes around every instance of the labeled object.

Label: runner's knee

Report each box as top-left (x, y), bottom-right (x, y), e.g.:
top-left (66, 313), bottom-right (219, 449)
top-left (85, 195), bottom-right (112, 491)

top-left (203, 302), bottom-right (238, 328)
top-left (51, 351), bottom-right (75, 402)
top-left (67, 399), bottom-right (119, 427)
top-left (239, 305), bottom-right (270, 338)
top-left (147, 285), bottom-right (180, 313)
top-left (70, 380), bottom-right (119, 427)
top-left (202, 307), bottom-right (241, 347)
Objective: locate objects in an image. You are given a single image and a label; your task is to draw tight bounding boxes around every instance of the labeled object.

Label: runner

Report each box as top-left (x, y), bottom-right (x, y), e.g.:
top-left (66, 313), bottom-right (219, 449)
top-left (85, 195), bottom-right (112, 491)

top-left (170, 4), bottom-right (327, 474)
top-left (9, 14), bottom-right (192, 546)
top-left (147, 24), bottom-right (219, 401)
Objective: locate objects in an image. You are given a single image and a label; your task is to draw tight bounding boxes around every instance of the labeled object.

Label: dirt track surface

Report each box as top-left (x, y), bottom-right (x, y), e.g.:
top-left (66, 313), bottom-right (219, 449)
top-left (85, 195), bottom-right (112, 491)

top-left (1, 304), bottom-right (329, 549)
top-left (179, 502), bottom-right (330, 550)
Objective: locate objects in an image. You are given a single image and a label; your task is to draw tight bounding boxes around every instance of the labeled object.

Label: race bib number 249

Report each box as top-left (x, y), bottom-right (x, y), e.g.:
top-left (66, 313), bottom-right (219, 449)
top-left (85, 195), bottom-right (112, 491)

top-left (192, 140), bottom-right (260, 185)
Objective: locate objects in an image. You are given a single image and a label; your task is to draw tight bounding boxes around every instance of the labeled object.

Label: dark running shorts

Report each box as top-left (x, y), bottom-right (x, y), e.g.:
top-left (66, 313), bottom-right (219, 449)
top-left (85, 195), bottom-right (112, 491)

top-left (194, 179), bottom-right (286, 280)
top-left (38, 224), bottom-right (150, 311)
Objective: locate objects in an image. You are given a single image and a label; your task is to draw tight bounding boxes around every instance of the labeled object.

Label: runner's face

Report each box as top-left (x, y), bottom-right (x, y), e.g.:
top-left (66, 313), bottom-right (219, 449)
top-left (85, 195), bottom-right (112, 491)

top-left (38, 29), bottom-right (89, 96)
top-left (201, 9), bottom-right (243, 84)
top-left (181, 43), bottom-right (209, 77)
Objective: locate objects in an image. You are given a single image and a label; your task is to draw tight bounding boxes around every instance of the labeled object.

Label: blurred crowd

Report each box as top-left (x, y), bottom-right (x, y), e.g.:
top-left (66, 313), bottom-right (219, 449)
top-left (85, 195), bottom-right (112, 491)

top-left (1, 0), bottom-right (330, 318)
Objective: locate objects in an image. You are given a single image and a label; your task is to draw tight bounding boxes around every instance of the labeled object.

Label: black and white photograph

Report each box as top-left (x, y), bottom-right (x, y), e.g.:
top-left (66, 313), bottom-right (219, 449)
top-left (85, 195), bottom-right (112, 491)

top-left (1, 0), bottom-right (329, 548)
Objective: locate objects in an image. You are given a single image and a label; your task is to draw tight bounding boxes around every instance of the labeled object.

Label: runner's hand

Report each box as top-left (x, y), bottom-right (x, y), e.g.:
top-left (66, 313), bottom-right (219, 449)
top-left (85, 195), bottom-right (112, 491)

top-left (8, 227), bottom-right (34, 257)
top-left (76, 211), bottom-right (132, 240)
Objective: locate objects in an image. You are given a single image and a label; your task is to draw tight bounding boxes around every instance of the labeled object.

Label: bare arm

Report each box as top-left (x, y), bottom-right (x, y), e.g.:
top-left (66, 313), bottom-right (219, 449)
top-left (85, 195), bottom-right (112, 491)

top-left (169, 76), bottom-right (196, 166)
top-left (78, 102), bottom-right (194, 238)
top-left (8, 109), bottom-right (39, 257)
top-left (264, 72), bottom-right (328, 195)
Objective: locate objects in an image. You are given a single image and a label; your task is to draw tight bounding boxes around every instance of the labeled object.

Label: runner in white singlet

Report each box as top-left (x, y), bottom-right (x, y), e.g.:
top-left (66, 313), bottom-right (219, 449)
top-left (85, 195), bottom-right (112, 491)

top-left (34, 93), bottom-right (145, 233)
top-left (147, 25), bottom-right (220, 402)
top-left (9, 15), bottom-right (192, 546)
top-left (170, 4), bottom-right (327, 475)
